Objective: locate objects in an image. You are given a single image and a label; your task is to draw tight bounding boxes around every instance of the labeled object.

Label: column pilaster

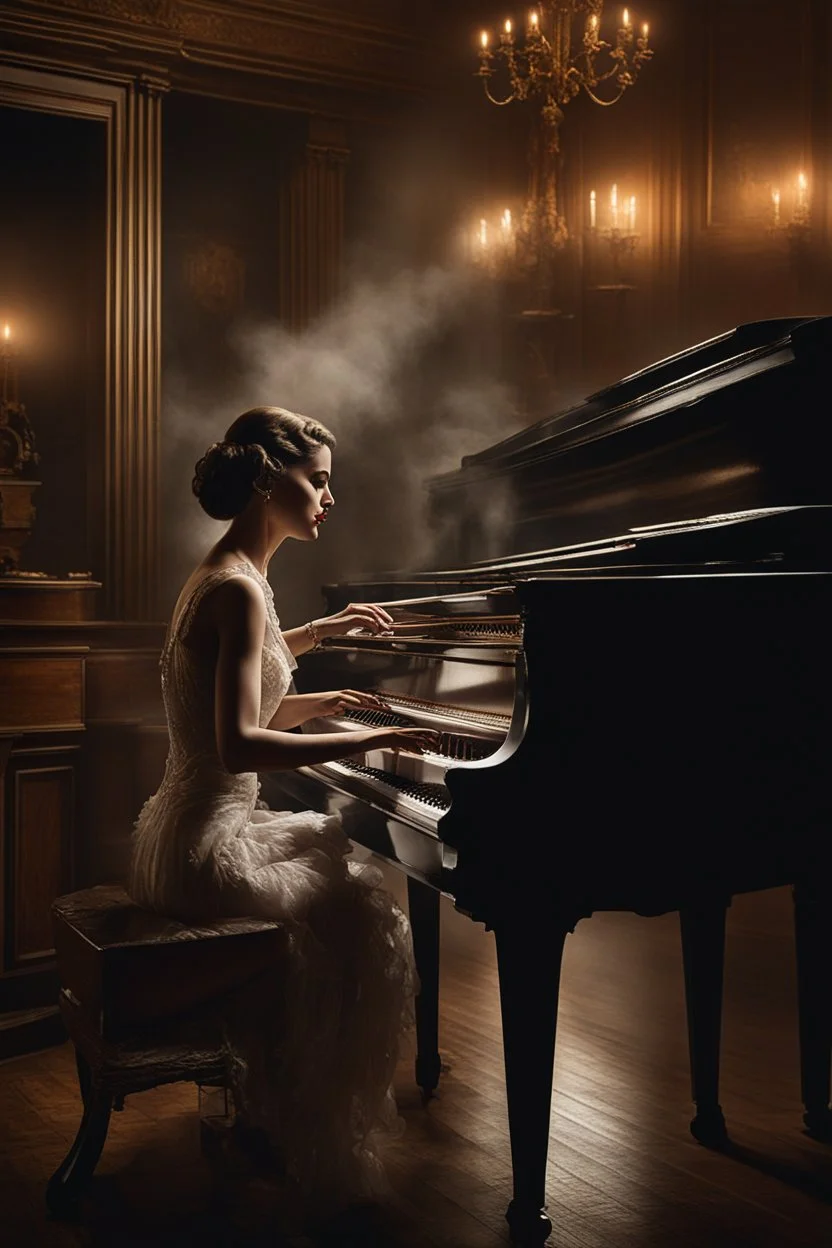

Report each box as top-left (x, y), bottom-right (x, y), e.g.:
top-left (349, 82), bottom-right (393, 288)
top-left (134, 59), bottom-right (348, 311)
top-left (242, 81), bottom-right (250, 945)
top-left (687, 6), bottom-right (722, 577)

top-left (278, 118), bottom-right (349, 332)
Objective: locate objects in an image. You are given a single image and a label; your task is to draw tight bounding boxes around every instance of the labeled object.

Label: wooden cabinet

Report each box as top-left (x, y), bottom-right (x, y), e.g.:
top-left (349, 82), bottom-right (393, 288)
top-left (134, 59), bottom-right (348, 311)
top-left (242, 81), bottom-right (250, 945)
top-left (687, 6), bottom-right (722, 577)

top-left (0, 579), bottom-right (166, 1058)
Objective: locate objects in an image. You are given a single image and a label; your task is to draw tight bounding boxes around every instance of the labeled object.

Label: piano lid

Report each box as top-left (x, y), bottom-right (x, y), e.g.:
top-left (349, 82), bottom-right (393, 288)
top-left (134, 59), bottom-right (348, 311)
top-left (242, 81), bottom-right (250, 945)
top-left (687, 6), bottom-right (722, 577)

top-left (426, 317), bottom-right (832, 565)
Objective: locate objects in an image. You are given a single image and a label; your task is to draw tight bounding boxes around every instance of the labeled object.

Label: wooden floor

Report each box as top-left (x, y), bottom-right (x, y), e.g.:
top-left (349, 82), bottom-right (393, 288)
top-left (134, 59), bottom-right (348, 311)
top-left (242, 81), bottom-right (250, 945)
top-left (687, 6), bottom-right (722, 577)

top-left (2, 877), bottom-right (831, 1248)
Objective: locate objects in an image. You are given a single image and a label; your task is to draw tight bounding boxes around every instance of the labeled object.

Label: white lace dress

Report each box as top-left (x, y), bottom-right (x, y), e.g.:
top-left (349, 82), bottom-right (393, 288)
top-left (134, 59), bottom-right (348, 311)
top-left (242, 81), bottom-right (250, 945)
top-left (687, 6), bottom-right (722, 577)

top-left (129, 562), bottom-right (415, 1215)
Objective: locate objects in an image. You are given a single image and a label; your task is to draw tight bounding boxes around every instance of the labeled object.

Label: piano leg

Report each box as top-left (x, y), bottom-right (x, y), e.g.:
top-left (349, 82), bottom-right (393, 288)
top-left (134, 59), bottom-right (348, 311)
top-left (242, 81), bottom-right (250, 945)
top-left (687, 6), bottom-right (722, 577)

top-left (407, 876), bottom-right (442, 1100)
top-left (495, 917), bottom-right (567, 1247)
top-left (680, 903), bottom-right (729, 1146)
top-left (793, 881), bottom-right (832, 1141)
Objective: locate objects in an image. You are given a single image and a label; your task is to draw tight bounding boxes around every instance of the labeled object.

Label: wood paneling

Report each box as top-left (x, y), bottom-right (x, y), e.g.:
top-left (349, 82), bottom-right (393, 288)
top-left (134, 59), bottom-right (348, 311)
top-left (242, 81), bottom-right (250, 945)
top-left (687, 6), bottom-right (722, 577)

top-left (11, 760), bottom-right (75, 965)
top-left (0, 581), bottom-right (99, 621)
top-left (0, 652), bottom-right (85, 733)
top-left (84, 649), bottom-right (164, 723)
top-left (0, 602), bottom-right (165, 1054)
top-left (0, 0), bottom-right (430, 111)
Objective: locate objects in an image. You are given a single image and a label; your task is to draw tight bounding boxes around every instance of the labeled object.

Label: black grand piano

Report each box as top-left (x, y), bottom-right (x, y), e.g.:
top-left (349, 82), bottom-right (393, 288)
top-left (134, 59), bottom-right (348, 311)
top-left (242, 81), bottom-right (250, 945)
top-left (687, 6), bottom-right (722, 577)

top-left (261, 316), bottom-right (832, 1246)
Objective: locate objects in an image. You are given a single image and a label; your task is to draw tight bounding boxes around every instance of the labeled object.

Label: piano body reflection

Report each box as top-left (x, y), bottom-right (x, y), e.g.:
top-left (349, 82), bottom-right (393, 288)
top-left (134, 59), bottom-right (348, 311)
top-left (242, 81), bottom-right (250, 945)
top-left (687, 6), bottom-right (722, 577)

top-left (261, 317), bottom-right (832, 1245)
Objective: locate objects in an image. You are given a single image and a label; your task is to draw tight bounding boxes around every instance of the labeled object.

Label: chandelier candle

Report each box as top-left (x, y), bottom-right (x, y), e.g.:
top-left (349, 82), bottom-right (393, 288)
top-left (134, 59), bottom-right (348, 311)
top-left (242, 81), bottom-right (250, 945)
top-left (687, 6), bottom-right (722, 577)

top-left (476, 1), bottom-right (654, 154)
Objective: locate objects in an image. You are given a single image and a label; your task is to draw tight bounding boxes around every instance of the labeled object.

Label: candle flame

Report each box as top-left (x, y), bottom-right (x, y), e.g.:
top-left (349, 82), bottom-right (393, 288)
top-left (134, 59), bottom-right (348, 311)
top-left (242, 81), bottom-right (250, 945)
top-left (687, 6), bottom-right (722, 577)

top-left (504, 18), bottom-right (512, 34)
top-left (642, 21), bottom-right (649, 38)
top-left (479, 218), bottom-right (488, 247)
top-left (481, 29), bottom-right (489, 48)
top-left (2, 325), bottom-right (9, 342)
top-left (623, 8), bottom-right (630, 27)
top-left (590, 13), bottom-right (598, 29)
top-left (772, 189), bottom-right (781, 204)
top-left (530, 9), bottom-right (539, 26)
top-left (798, 171), bottom-right (808, 190)
top-left (611, 183), bottom-right (618, 207)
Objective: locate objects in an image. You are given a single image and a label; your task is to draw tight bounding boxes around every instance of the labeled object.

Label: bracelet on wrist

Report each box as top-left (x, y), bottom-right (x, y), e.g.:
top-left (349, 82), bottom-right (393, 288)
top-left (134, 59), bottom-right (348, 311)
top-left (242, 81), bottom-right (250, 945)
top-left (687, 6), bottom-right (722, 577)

top-left (304, 620), bottom-right (322, 650)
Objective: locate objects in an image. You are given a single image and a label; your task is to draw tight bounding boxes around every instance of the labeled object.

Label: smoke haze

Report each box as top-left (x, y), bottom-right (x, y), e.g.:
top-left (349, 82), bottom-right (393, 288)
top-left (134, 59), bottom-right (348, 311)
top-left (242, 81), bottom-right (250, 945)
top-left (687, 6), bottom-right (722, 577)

top-left (162, 261), bottom-right (522, 626)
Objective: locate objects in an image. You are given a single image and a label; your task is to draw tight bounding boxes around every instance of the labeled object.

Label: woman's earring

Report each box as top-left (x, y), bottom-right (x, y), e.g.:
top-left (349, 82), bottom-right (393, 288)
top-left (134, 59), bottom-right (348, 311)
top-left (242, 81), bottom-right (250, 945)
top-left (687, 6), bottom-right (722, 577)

top-left (252, 473), bottom-right (272, 502)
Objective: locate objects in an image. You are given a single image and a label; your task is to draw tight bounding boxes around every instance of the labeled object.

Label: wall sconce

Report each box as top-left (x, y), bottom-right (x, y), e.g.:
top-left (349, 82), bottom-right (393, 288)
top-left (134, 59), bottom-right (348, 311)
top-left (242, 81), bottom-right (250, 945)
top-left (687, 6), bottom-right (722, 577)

top-left (770, 171), bottom-right (811, 262)
top-left (587, 184), bottom-right (640, 287)
top-left (469, 207), bottom-right (518, 278)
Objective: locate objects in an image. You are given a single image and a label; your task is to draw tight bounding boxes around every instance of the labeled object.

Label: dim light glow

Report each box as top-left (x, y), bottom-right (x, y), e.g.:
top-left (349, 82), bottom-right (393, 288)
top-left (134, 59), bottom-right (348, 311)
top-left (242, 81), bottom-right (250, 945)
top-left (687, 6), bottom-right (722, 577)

top-left (501, 207), bottom-right (513, 233)
top-left (504, 18), bottom-right (513, 35)
top-left (2, 325), bottom-right (9, 342)
top-left (627, 194), bottom-right (637, 232)
top-left (589, 189), bottom-right (597, 229)
top-left (610, 182), bottom-right (619, 229)
top-left (479, 218), bottom-right (488, 247)
top-left (481, 29), bottom-right (489, 48)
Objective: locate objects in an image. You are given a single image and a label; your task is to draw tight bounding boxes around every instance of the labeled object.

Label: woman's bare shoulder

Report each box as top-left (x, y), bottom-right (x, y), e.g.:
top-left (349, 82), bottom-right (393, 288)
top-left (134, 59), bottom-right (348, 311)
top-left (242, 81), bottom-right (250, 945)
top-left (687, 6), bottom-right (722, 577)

top-left (179, 561), bottom-right (266, 648)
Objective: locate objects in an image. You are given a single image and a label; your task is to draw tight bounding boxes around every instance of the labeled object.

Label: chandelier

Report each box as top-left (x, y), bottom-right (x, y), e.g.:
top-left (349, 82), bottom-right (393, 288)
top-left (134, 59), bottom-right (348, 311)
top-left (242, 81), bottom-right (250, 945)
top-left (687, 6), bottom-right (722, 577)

top-left (472, 2), bottom-right (654, 305)
top-left (477, 2), bottom-right (653, 154)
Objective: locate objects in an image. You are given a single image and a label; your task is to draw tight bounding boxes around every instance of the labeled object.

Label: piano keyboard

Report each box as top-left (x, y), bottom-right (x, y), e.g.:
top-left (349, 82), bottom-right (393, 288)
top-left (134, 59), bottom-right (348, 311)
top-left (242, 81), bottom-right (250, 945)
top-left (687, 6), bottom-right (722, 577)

top-left (303, 758), bottom-right (451, 832)
top-left (342, 708), bottom-right (496, 762)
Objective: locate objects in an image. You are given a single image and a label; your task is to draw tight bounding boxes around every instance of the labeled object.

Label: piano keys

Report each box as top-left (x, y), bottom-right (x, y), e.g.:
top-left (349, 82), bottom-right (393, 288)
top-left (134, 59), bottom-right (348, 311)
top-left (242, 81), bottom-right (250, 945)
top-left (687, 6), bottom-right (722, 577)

top-left (261, 317), bottom-right (832, 1246)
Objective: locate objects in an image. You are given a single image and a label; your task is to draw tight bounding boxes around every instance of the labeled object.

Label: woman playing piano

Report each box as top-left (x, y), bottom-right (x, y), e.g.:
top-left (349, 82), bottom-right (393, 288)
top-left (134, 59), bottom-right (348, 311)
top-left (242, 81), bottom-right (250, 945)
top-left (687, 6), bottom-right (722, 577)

top-left (129, 406), bottom-right (440, 1229)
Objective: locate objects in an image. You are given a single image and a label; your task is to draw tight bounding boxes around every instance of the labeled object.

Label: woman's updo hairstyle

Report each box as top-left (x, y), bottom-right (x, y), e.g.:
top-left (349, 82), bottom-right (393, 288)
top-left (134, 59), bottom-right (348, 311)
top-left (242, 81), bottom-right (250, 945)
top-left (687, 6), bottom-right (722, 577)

top-left (192, 407), bottom-right (335, 521)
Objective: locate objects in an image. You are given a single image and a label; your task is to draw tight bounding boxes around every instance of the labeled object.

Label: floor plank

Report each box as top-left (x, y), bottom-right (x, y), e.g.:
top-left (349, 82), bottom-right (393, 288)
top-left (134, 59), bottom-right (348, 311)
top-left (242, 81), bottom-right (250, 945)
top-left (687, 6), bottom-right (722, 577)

top-left (1, 882), bottom-right (831, 1246)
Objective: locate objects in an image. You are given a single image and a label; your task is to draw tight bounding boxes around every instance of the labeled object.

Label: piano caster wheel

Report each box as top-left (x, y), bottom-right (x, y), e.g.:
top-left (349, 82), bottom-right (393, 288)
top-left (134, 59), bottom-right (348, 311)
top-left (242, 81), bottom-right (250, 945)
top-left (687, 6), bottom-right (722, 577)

top-left (690, 1107), bottom-right (728, 1147)
top-left (505, 1200), bottom-right (553, 1245)
top-left (803, 1108), bottom-right (832, 1142)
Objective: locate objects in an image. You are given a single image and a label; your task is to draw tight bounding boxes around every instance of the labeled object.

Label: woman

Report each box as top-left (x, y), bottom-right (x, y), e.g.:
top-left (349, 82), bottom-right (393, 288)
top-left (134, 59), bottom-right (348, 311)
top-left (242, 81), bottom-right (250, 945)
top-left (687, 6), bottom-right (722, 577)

top-left (129, 406), bottom-right (439, 1223)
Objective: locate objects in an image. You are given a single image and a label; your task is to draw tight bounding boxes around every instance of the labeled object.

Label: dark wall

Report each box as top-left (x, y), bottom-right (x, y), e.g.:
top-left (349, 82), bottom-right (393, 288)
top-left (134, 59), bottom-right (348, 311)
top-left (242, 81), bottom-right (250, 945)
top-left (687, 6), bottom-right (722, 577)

top-left (162, 93), bottom-right (292, 399)
top-left (452, 0), bottom-right (832, 398)
top-left (0, 106), bottom-right (105, 576)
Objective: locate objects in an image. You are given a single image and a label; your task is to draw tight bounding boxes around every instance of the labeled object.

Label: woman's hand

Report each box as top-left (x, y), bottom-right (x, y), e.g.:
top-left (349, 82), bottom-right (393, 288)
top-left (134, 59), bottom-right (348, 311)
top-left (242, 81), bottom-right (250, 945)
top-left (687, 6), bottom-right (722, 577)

top-left (303, 689), bottom-right (390, 721)
top-left (314, 601), bottom-right (395, 641)
top-left (367, 727), bottom-right (442, 755)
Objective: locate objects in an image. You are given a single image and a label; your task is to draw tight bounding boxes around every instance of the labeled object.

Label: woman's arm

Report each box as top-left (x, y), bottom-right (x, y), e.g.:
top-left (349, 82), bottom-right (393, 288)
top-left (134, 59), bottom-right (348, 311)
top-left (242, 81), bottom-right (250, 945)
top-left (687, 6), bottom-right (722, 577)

top-left (212, 577), bottom-right (436, 772)
top-left (267, 689), bottom-right (390, 731)
top-left (281, 600), bottom-right (396, 657)
top-left (266, 693), bottom-right (322, 730)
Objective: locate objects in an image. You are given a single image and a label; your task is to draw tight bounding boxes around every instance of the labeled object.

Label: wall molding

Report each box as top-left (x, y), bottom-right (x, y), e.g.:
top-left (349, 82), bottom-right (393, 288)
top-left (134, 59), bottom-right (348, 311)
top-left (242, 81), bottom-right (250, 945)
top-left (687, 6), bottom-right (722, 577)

top-left (0, 63), bottom-right (162, 620)
top-left (0, 0), bottom-right (429, 109)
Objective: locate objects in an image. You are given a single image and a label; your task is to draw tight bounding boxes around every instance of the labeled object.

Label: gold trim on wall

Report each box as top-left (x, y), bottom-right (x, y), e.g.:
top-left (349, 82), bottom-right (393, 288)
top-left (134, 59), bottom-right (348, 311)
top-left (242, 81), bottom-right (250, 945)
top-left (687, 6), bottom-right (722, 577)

top-left (0, 64), bottom-right (163, 620)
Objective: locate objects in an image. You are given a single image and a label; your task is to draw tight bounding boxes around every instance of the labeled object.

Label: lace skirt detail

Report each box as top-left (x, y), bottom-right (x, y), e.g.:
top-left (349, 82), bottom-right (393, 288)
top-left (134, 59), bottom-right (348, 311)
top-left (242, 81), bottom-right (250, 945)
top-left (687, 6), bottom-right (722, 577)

top-left (130, 791), bottom-right (416, 1219)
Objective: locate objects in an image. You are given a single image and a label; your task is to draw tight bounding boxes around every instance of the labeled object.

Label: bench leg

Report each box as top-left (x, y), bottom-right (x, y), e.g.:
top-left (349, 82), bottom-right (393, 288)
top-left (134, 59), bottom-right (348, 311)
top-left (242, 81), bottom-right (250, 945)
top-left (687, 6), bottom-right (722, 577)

top-left (46, 1050), bottom-right (112, 1218)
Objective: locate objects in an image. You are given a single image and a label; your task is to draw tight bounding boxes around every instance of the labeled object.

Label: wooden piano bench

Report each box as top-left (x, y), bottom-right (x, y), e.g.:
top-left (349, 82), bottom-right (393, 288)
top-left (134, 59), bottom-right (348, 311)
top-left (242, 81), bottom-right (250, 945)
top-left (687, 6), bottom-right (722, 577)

top-left (45, 884), bottom-right (286, 1220)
